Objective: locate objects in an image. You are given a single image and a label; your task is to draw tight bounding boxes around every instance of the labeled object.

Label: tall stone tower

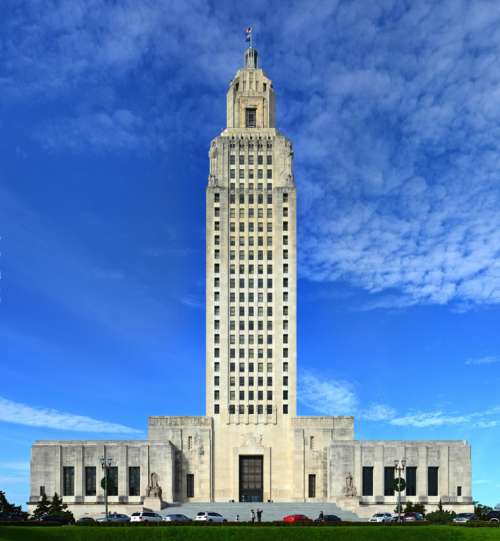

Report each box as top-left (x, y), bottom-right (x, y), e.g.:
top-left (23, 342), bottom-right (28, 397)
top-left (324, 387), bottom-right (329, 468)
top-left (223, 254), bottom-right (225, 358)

top-left (28, 44), bottom-right (473, 514)
top-left (206, 46), bottom-right (297, 424)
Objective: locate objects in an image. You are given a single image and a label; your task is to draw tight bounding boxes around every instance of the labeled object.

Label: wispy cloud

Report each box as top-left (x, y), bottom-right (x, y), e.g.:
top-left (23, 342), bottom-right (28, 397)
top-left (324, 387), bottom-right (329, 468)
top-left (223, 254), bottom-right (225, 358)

top-left (0, 396), bottom-right (141, 434)
top-left (465, 356), bottom-right (500, 366)
top-left (180, 294), bottom-right (203, 309)
top-left (299, 371), bottom-right (500, 429)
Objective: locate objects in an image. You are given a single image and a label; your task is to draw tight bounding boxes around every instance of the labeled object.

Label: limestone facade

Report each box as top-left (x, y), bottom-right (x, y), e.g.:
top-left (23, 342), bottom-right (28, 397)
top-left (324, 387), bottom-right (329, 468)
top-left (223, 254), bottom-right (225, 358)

top-left (29, 47), bottom-right (473, 518)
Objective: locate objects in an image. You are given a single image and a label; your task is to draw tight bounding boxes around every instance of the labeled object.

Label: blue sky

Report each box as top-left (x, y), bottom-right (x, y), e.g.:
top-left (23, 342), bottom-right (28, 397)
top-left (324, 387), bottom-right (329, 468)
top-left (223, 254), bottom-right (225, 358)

top-left (1, 0), bottom-right (500, 508)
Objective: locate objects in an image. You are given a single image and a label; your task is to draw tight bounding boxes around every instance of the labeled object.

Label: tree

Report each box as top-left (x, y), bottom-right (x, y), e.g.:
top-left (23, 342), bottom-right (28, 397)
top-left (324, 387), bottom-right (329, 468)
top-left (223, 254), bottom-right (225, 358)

top-left (426, 501), bottom-right (456, 524)
top-left (0, 490), bottom-right (27, 519)
top-left (404, 501), bottom-right (426, 516)
top-left (474, 502), bottom-right (493, 520)
top-left (48, 493), bottom-right (74, 523)
top-left (31, 493), bottom-right (50, 520)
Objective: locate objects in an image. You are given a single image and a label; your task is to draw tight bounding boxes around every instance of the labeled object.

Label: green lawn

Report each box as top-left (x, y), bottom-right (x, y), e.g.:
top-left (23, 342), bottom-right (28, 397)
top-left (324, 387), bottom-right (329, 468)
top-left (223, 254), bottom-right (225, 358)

top-left (1, 526), bottom-right (500, 541)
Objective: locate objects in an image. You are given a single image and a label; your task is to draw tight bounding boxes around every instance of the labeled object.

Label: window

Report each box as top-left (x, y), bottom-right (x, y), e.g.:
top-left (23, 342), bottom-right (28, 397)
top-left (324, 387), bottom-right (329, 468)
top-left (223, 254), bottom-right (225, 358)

top-left (229, 404), bottom-right (235, 414)
top-left (283, 404), bottom-right (288, 414)
top-left (267, 155), bottom-right (273, 165)
top-left (266, 405), bottom-right (273, 414)
top-left (283, 192), bottom-right (288, 202)
top-left (457, 486), bottom-right (462, 497)
top-left (283, 376), bottom-right (288, 386)
top-left (258, 155), bottom-right (263, 165)
top-left (129, 466), bottom-right (140, 496)
top-left (214, 390), bottom-right (219, 400)
top-left (309, 436), bottom-right (315, 450)
top-left (406, 466), bottom-right (417, 496)
top-left (214, 192), bottom-right (220, 202)
top-left (257, 404), bottom-right (263, 414)
top-left (186, 474), bottom-right (194, 498)
top-left (63, 466), bottom-right (74, 496)
top-left (39, 486), bottom-right (46, 496)
top-left (214, 404), bottom-right (219, 414)
top-left (245, 108), bottom-right (257, 128)
top-left (362, 467), bottom-right (374, 496)
top-left (428, 467), bottom-right (439, 496)
top-left (85, 466), bottom-right (96, 496)
top-left (107, 467), bottom-right (118, 496)
top-left (308, 474), bottom-right (316, 498)
top-left (384, 467), bottom-right (395, 496)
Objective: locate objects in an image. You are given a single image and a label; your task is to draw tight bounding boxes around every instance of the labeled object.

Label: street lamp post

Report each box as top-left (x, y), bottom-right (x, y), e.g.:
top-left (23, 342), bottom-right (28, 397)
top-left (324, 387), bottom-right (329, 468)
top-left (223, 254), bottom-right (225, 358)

top-left (394, 459), bottom-right (406, 523)
top-left (100, 454), bottom-right (113, 521)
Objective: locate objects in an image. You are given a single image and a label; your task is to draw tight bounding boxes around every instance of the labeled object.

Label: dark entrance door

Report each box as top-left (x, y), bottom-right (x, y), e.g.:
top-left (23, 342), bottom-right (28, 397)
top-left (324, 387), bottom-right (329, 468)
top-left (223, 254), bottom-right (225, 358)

top-left (239, 455), bottom-right (263, 502)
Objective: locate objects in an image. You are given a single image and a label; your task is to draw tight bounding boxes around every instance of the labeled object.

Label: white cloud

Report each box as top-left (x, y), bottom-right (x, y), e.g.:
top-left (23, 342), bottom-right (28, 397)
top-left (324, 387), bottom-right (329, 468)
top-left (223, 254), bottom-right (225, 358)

top-left (0, 396), bottom-right (141, 434)
top-left (299, 372), bottom-right (358, 415)
top-left (299, 371), bottom-right (500, 429)
top-left (465, 356), bottom-right (499, 366)
top-left (4, 2), bottom-right (500, 307)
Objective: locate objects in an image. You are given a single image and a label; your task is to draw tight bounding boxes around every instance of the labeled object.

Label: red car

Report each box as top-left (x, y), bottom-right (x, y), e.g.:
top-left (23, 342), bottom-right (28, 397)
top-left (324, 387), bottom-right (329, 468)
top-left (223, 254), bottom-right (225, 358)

top-left (283, 514), bottom-right (312, 523)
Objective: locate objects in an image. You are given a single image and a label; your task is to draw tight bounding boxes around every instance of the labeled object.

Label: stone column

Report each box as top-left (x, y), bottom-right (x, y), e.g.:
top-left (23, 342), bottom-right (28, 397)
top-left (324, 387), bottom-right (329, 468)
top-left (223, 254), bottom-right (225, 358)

top-left (418, 446), bottom-right (427, 498)
top-left (439, 446), bottom-right (449, 498)
top-left (140, 446), bottom-right (149, 497)
top-left (119, 446), bottom-right (127, 500)
top-left (75, 445), bottom-right (83, 499)
top-left (374, 445), bottom-right (384, 499)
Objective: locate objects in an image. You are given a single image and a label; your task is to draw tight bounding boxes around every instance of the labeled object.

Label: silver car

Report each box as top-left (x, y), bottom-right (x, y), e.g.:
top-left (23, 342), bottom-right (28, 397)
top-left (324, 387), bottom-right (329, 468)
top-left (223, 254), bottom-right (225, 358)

top-left (163, 513), bottom-right (191, 522)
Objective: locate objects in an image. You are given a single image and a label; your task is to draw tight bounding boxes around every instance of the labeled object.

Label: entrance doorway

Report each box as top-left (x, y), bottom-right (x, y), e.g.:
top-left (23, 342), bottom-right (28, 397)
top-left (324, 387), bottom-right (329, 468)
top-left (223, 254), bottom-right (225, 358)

top-left (239, 455), bottom-right (263, 502)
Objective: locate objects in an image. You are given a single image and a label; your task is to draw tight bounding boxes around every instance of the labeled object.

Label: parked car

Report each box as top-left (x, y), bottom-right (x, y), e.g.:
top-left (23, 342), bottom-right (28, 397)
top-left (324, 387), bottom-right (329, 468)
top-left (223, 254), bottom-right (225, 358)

top-left (403, 512), bottom-right (425, 522)
top-left (130, 511), bottom-right (163, 523)
top-left (39, 513), bottom-right (75, 525)
top-left (315, 514), bottom-right (341, 522)
top-left (369, 512), bottom-right (393, 523)
top-left (163, 513), bottom-right (191, 522)
top-left (485, 510), bottom-right (500, 523)
top-left (283, 514), bottom-right (312, 523)
top-left (194, 512), bottom-right (226, 523)
top-left (453, 513), bottom-right (478, 524)
top-left (76, 516), bottom-right (95, 524)
top-left (95, 512), bottom-right (130, 523)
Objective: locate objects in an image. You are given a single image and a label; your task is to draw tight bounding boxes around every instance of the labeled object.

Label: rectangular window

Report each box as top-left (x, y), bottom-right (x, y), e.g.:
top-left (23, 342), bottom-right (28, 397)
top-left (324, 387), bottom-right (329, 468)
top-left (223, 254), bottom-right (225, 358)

top-left (406, 466), bottom-right (417, 496)
top-left (266, 405), bottom-right (273, 414)
top-left (283, 404), bottom-right (288, 414)
top-left (63, 466), bottom-right (74, 496)
top-left (384, 466), bottom-right (395, 496)
top-left (85, 466), bottom-right (96, 496)
top-left (128, 466), bottom-right (140, 496)
top-left (245, 108), bottom-right (257, 128)
top-left (186, 474), bottom-right (194, 498)
top-left (457, 486), bottom-right (462, 496)
top-left (308, 474), bottom-right (316, 498)
top-left (107, 466), bottom-right (118, 496)
top-left (214, 404), bottom-right (219, 414)
top-left (362, 467), bottom-right (373, 496)
top-left (428, 467), bottom-right (439, 496)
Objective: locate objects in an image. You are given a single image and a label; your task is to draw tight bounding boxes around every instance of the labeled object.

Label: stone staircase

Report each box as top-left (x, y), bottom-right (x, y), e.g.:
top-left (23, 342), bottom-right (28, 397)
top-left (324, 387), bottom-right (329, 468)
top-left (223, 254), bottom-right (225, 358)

top-left (160, 502), bottom-right (362, 522)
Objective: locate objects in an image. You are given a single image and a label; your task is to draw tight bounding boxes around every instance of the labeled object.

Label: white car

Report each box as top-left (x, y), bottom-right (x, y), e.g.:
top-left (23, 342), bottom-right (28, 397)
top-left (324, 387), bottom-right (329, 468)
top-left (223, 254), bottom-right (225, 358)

top-left (194, 511), bottom-right (226, 523)
top-left (130, 511), bottom-right (163, 522)
top-left (369, 512), bottom-right (393, 523)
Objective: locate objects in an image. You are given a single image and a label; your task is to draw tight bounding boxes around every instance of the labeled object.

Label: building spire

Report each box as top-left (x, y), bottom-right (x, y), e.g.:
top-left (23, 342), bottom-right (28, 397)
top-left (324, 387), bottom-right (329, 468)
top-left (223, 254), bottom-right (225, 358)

top-left (244, 27), bottom-right (257, 68)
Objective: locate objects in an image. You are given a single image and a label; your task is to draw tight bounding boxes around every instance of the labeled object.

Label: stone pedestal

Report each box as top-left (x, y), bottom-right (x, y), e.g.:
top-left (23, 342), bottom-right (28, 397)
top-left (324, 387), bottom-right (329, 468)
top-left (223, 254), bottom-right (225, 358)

top-left (142, 497), bottom-right (163, 512)
top-left (335, 496), bottom-right (361, 512)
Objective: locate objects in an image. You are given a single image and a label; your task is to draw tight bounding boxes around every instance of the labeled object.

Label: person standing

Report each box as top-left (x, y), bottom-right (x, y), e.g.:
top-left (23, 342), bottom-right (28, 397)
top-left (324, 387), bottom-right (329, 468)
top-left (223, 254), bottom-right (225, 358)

top-left (251, 509), bottom-right (255, 523)
top-left (257, 508), bottom-right (262, 522)
top-left (318, 510), bottom-right (324, 522)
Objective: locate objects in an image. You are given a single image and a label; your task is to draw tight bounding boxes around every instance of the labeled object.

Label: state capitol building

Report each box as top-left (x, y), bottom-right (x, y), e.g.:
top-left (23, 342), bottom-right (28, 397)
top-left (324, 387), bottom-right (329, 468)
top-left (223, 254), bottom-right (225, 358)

top-left (29, 46), bottom-right (473, 519)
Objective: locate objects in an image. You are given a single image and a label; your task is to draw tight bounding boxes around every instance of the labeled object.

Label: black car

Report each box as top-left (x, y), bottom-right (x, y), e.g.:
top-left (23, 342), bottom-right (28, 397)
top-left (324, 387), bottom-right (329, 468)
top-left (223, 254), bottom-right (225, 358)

top-left (40, 513), bottom-right (75, 525)
top-left (315, 514), bottom-right (342, 522)
top-left (485, 510), bottom-right (500, 523)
